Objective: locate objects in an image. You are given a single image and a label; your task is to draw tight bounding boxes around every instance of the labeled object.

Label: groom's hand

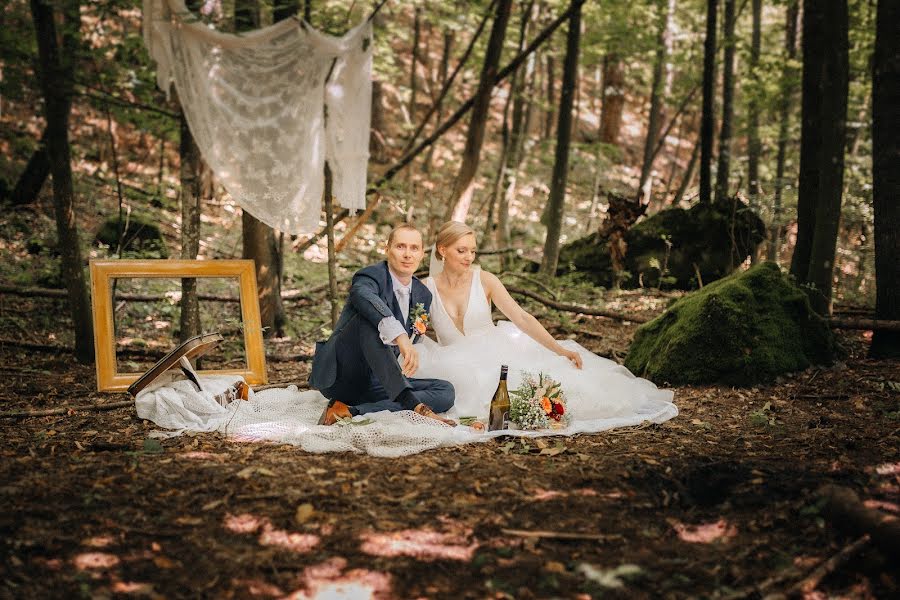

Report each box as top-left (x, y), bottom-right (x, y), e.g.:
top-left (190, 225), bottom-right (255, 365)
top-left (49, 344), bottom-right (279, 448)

top-left (395, 334), bottom-right (419, 377)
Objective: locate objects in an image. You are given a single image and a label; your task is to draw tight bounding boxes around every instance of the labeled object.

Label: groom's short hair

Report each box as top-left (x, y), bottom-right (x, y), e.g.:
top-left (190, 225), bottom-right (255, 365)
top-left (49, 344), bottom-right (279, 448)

top-left (387, 222), bottom-right (422, 247)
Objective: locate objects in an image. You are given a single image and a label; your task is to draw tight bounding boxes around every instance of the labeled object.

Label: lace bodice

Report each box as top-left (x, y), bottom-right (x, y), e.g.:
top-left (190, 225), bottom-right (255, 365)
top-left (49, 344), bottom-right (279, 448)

top-left (425, 267), bottom-right (494, 346)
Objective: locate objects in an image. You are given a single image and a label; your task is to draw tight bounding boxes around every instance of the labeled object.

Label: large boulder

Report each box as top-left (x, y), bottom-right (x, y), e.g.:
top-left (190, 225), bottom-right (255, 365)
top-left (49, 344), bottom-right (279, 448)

top-left (624, 262), bottom-right (835, 386)
top-left (558, 199), bottom-right (766, 289)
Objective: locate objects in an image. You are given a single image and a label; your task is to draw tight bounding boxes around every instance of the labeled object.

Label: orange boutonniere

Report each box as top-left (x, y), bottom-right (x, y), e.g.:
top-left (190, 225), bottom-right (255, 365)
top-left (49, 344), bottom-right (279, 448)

top-left (411, 302), bottom-right (429, 337)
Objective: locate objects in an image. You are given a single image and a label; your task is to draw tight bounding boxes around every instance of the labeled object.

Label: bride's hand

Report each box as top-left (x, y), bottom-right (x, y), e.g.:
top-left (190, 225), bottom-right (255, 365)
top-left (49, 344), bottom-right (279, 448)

top-left (561, 348), bottom-right (583, 369)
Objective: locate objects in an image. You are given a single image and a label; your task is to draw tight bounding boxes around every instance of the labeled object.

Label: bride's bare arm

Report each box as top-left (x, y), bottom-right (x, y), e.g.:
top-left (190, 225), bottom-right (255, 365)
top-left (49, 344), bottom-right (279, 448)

top-left (482, 271), bottom-right (583, 369)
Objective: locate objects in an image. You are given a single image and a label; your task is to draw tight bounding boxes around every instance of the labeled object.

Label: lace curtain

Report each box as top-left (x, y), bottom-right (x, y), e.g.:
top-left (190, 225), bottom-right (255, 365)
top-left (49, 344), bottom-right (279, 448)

top-left (143, 0), bottom-right (372, 234)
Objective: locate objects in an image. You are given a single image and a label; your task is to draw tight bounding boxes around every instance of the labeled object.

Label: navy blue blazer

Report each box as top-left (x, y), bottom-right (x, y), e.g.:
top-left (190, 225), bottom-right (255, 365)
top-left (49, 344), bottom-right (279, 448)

top-left (308, 261), bottom-right (432, 390)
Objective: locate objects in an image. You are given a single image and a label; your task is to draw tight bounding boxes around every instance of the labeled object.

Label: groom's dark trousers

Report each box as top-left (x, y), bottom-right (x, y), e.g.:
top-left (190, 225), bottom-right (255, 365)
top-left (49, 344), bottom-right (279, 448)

top-left (308, 262), bottom-right (454, 415)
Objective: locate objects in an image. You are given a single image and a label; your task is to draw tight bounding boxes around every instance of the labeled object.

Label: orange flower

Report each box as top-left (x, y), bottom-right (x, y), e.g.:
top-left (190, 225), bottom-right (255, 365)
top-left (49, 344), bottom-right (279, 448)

top-left (540, 396), bottom-right (552, 413)
top-left (414, 319), bottom-right (428, 334)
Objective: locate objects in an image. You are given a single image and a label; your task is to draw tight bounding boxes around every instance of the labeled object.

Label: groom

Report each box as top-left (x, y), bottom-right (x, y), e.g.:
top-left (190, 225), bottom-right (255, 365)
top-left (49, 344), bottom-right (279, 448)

top-left (309, 223), bottom-right (455, 425)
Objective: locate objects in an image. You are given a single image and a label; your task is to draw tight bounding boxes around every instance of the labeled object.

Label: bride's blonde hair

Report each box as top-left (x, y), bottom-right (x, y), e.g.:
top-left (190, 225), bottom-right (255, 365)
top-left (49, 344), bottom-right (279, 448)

top-left (434, 221), bottom-right (476, 260)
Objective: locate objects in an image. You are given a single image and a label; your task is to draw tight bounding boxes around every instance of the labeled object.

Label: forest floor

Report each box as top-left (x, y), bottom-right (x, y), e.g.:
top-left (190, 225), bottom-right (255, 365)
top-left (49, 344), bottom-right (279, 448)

top-left (0, 293), bottom-right (898, 600)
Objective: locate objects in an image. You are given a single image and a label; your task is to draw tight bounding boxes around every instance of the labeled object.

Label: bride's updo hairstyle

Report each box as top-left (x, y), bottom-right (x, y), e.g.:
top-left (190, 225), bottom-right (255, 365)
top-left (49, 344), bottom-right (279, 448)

top-left (434, 221), bottom-right (476, 260)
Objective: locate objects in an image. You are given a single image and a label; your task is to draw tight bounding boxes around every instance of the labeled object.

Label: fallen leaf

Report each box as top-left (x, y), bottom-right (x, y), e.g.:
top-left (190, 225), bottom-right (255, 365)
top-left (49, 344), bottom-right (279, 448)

top-left (295, 503), bottom-right (315, 524)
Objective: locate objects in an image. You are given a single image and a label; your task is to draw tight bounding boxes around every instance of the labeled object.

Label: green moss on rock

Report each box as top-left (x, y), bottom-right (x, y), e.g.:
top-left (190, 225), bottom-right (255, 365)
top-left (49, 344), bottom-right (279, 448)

top-left (624, 262), bottom-right (835, 386)
top-left (557, 199), bottom-right (766, 289)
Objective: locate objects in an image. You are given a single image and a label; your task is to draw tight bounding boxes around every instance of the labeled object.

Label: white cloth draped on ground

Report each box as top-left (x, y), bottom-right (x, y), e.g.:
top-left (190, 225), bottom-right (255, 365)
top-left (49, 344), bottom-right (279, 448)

top-left (142, 0), bottom-right (372, 234)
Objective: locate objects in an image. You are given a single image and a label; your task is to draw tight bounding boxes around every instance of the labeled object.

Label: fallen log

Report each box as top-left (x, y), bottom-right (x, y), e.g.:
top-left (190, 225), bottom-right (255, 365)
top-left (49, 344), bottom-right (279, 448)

top-left (0, 400), bottom-right (133, 418)
top-left (504, 285), bottom-right (651, 323)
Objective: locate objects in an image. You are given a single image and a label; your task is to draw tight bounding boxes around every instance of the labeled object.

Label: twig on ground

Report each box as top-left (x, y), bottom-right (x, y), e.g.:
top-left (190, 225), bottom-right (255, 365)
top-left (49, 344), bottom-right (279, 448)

top-left (0, 400), bottom-right (133, 419)
top-left (500, 272), bottom-right (558, 300)
top-left (501, 528), bottom-right (612, 542)
top-left (787, 535), bottom-right (870, 597)
top-left (505, 285), bottom-right (650, 323)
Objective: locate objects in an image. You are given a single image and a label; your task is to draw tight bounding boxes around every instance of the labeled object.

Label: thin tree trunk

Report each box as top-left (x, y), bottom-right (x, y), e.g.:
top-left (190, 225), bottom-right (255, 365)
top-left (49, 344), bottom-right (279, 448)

top-left (498, 0), bottom-right (536, 262)
top-left (869, 0), bottom-right (900, 357)
top-left (30, 0), bottom-right (94, 363)
top-left (699, 0), bottom-right (718, 205)
top-left (323, 162), bottom-right (339, 328)
top-left (236, 0), bottom-right (285, 337)
top-left (674, 136), bottom-right (701, 205)
top-left (638, 0), bottom-right (676, 204)
top-left (544, 54), bottom-right (556, 139)
top-left (410, 6), bottom-right (421, 124)
top-left (178, 110), bottom-right (202, 341)
top-left (447, 0), bottom-right (514, 222)
top-left (423, 29), bottom-right (453, 173)
top-left (599, 54), bottom-right (625, 145)
top-left (746, 0), bottom-right (762, 213)
top-left (539, 0), bottom-right (581, 276)
top-left (10, 129), bottom-right (50, 206)
top-left (768, 0), bottom-right (799, 262)
top-left (714, 0), bottom-right (736, 203)
top-left (798, 0), bottom-right (849, 315)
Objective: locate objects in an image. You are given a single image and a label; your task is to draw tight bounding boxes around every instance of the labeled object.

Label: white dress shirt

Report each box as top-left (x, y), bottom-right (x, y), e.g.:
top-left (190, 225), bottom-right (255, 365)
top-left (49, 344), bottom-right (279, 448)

top-left (377, 269), bottom-right (412, 345)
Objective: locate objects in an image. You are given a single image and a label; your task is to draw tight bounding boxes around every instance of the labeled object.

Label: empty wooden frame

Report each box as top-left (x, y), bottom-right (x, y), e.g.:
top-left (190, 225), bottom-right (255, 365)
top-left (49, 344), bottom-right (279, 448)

top-left (90, 259), bottom-right (267, 392)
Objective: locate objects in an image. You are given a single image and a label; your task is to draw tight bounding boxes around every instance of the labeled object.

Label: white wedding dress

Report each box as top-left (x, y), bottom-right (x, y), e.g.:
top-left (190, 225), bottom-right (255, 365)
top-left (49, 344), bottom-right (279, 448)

top-left (416, 267), bottom-right (678, 432)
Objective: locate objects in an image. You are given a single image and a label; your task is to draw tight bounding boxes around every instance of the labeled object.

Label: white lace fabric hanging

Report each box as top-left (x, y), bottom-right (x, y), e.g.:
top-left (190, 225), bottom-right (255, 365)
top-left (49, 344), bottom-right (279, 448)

top-left (143, 0), bottom-right (371, 234)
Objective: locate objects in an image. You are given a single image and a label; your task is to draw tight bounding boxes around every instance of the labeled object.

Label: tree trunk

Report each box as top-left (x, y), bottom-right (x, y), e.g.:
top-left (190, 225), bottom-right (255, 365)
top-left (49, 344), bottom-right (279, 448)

top-left (714, 0), bottom-right (736, 203)
top-left (870, 0), bottom-right (900, 358)
top-left (10, 129), bottom-right (50, 206)
top-left (178, 111), bottom-right (202, 342)
top-left (497, 0), bottom-right (536, 262)
top-left (447, 0), bottom-right (513, 222)
top-left (674, 136), bottom-right (701, 206)
top-left (544, 54), bottom-right (556, 139)
top-left (423, 29), bottom-right (453, 173)
top-left (410, 6), bottom-right (421, 123)
top-left (768, 0), bottom-right (799, 262)
top-left (637, 0), bottom-right (676, 204)
top-left (699, 0), bottom-right (717, 205)
top-left (539, 0), bottom-right (581, 276)
top-left (599, 54), bottom-right (625, 145)
top-left (796, 0), bottom-right (849, 315)
top-left (746, 0), bottom-right (762, 212)
top-left (273, 0), bottom-right (299, 21)
top-left (236, 0), bottom-right (285, 337)
top-left (30, 0), bottom-right (94, 363)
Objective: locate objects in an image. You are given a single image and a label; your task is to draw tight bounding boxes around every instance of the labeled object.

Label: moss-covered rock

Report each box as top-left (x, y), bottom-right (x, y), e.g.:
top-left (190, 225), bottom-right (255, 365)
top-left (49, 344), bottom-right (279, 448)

top-left (557, 199), bottom-right (766, 289)
top-left (624, 262), bottom-right (835, 386)
top-left (94, 216), bottom-right (168, 258)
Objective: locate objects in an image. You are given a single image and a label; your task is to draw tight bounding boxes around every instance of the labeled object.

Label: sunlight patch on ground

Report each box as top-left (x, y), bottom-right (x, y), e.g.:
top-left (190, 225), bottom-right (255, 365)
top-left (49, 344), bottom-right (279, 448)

top-left (875, 462), bottom-right (900, 476)
top-left (224, 513), bottom-right (319, 554)
top-left (668, 518), bottom-right (737, 543)
top-left (74, 552), bottom-right (120, 570)
top-left (863, 499), bottom-right (900, 513)
top-left (112, 581), bottom-right (155, 594)
top-left (360, 529), bottom-right (477, 561)
top-left (286, 557), bottom-right (392, 600)
top-left (177, 451), bottom-right (228, 461)
top-left (530, 487), bottom-right (603, 501)
top-left (233, 577), bottom-right (285, 597)
top-left (81, 535), bottom-right (115, 548)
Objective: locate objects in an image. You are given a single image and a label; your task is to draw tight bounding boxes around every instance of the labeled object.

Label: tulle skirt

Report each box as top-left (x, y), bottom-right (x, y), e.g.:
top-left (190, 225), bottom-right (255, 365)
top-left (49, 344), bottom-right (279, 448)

top-left (416, 322), bottom-right (678, 434)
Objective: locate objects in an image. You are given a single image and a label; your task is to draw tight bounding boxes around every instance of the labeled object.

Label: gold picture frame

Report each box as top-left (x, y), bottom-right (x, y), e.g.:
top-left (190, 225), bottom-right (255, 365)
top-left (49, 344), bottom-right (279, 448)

top-left (89, 259), bottom-right (268, 392)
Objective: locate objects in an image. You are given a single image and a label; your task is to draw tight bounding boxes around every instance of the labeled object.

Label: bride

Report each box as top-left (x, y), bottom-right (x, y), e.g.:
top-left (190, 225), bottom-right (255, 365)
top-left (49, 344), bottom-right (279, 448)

top-left (416, 221), bottom-right (678, 432)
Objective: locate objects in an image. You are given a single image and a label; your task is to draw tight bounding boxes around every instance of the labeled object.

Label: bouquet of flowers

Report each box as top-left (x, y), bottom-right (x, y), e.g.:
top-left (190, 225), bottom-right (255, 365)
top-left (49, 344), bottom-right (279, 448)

top-left (509, 372), bottom-right (568, 430)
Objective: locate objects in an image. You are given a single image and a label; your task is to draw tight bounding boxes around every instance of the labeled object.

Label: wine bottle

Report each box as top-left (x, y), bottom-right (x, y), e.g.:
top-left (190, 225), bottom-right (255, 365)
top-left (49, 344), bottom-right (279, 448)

top-left (488, 365), bottom-right (510, 431)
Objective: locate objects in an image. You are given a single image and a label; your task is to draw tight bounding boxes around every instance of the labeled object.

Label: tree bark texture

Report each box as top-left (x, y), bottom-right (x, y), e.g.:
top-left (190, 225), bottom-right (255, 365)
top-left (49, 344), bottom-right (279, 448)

top-left (746, 0), bottom-right (762, 209)
top-left (768, 0), bottom-right (799, 262)
top-left (699, 0), bottom-right (717, 204)
top-left (447, 0), bottom-right (513, 222)
top-left (539, 0), bottom-right (581, 276)
top-left (235, 0), bottom-right (284, 337)
top-left (793, 0), bottom-right (849, 315)
top-left (599, 54), bottom-right (625, 145)
top-left (714, 0), bottom-right (736, 203)
top-left (178, 110), bottom-right (202, 342)
top-left (870, 0), bottom-right (900, 357)
top-left (638, 0), bottom-right (676, 204)
top-left (10, 129), bottom-right (50, 206)
top-left (674, 136), bottom-right (701, 205)
top-left (498, 0), bottom-right (536, 263)
top-left (410, 7), bottom-right (421, 122)
top-left (30, 0), bottom-right (94, 364)
top-left (544, 54), bottom-right (556, 139)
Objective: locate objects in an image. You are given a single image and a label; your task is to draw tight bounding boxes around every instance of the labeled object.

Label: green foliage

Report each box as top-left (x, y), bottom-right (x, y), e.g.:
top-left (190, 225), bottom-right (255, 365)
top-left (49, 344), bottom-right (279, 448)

top-left (94, 215), bottom-right (169, 258)
top-left (625, 262), bottom-right (835, 386)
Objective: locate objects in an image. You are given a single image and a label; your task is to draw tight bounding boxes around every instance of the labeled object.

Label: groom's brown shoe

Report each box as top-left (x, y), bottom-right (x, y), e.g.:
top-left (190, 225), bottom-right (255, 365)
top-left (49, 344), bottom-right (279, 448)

top-left (414, 403), bottom-right (457, 427)
top-left (318, 400), bottom-right (352, 426)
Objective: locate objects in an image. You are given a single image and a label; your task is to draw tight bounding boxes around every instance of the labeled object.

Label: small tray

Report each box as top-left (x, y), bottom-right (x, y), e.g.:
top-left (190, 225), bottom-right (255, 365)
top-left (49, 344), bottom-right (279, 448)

top-left (126, 332), bottom-right (224, 397)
